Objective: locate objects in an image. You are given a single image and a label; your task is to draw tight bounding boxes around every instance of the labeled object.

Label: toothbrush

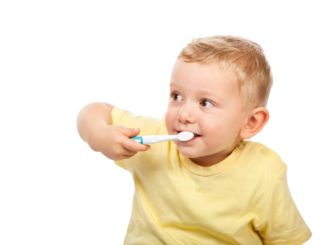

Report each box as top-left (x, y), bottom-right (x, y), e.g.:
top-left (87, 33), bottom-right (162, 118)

top-left (132, 131), bottom-right (194, 144)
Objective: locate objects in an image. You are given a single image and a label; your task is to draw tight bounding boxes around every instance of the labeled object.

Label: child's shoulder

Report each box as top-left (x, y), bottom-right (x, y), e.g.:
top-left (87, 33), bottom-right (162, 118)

top-left (238, 141), bottom-right (286, 175)
top-left (240, 141), bottom-right (281, 158)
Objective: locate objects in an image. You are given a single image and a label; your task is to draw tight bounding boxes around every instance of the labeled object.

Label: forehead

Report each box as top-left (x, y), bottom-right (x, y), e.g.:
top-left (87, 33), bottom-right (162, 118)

top-left (170, 59), bottom-right (239, 94)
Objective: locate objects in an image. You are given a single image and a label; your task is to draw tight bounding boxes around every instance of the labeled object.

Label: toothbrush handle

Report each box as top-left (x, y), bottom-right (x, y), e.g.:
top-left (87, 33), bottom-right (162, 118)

top-left (132, 135), bottom-right (175, 144)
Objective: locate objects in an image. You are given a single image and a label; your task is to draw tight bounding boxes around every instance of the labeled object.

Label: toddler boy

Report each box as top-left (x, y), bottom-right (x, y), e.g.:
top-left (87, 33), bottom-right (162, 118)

top-left (77, 35), bottom-right (311, 244)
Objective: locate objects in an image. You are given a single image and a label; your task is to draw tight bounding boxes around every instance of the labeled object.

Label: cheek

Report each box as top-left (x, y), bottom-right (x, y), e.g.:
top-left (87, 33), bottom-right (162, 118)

top-left (214, 118), bottom-right (243, 144)
top-left (198, 115), bottom-right (219, 132)
top-left (165, 109), bottom-right (176, 132)
top-left (200, 116), bottom-right (239, 140)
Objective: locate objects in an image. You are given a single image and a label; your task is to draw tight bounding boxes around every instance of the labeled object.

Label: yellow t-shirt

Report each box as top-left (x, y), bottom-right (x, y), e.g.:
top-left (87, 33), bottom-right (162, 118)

top-left (111, 108), bottom-right (311, 245)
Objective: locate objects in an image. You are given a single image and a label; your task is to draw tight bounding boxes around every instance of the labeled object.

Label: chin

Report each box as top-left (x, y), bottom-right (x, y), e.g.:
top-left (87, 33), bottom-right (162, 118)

top-left (176, 146), bottom-right (200, 158)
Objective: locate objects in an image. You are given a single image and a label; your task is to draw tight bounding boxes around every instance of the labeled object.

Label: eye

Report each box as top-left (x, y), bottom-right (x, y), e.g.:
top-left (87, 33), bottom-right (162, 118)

top-left (170, 92), bottom-right (183, 102)
top-left (200, 99), bottom-right (214, 108)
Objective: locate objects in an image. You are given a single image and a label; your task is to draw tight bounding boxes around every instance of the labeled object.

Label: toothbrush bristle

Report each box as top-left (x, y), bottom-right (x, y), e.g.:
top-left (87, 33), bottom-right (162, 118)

top-left (178, 131), bottom-right (194, 141)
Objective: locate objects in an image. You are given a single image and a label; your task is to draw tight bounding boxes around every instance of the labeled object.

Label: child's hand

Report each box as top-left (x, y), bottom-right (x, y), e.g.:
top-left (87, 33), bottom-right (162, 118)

top-left (88, 125), bottom-right (150, 160)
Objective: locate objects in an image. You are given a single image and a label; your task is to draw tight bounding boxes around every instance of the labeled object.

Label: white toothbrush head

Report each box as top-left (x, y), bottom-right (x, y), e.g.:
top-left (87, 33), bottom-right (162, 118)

top-left (177, 131), bottom-right (194, 141)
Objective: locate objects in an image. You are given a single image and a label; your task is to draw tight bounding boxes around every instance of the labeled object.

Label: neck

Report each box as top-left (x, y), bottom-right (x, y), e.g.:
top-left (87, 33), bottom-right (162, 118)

top-left (190, 151), bottom-right (232, 167)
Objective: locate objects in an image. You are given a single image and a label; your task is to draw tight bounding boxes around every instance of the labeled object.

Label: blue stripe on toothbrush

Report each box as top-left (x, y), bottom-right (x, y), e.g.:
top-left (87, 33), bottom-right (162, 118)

top-left (132, 136), bottom-right (143, 144)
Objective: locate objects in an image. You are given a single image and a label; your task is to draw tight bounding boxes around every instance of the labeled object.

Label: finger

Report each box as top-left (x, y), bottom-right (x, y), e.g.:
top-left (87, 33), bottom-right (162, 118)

top-left (122, 138), bottom-right (151, 153)
top-left (103, 146), bottom-right (138, 160)
top-left (121, 147), bottom-right (143, 158)
top-left (118, 126), bottom-right (140, 138)
top-left (111, 153), bottom-right (135, 161)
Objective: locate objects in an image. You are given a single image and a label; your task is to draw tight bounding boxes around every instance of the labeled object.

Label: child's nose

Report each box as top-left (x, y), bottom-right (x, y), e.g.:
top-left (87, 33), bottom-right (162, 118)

top-left (177, 103), bottom-right (195, 124)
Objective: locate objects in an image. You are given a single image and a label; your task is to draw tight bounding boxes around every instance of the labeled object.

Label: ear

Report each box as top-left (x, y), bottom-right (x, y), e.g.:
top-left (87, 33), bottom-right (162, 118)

top-left (240, 107), bottom-right (269, 140)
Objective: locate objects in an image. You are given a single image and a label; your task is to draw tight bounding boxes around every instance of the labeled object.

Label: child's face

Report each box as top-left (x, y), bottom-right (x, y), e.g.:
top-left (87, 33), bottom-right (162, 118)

top-left (165, 59), bottom-right (250, 166)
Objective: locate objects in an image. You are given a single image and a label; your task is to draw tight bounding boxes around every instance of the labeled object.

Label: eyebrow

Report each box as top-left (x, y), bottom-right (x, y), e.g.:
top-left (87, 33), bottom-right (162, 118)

top-left (169, 83), bottom-right (224, 103)
top-left (169, 82), bottom-right (182, 91)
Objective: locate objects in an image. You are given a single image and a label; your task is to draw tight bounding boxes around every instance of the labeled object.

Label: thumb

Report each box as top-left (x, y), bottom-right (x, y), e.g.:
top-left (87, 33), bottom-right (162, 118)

top-left (119, 126), bottom-right (141, 138)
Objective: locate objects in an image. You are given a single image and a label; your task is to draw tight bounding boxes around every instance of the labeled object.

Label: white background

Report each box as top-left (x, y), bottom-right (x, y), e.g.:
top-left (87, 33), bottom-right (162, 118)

top-left (0, 0), bottom-right (325, 244)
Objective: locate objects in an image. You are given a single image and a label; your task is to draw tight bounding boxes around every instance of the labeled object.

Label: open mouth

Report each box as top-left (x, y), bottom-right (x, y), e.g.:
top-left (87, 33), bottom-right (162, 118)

top-left (177, 131), bottom-right (201, 139)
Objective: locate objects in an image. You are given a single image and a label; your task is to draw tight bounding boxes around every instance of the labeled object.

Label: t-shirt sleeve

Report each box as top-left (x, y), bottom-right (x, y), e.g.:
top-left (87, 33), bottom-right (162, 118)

top-left (111, 107), bottom-right (166, 135)
top-left (259, 166), bottom-right (312, 244)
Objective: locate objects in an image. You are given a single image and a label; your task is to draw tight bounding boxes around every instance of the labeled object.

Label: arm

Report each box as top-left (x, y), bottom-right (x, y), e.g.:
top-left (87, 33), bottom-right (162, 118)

top-left (77, 102), bottom-right (150, 160)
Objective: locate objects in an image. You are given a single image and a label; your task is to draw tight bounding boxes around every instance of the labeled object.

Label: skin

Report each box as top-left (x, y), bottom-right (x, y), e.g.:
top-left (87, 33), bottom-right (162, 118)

top-left (77, 59), bottom-right (269, 166)
top-left (165, 59), bottom-right (269, 166)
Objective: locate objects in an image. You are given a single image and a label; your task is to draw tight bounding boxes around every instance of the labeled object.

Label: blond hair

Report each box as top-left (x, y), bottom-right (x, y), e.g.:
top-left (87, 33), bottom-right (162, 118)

top-left (178, 35), bottom-right (273, 108)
